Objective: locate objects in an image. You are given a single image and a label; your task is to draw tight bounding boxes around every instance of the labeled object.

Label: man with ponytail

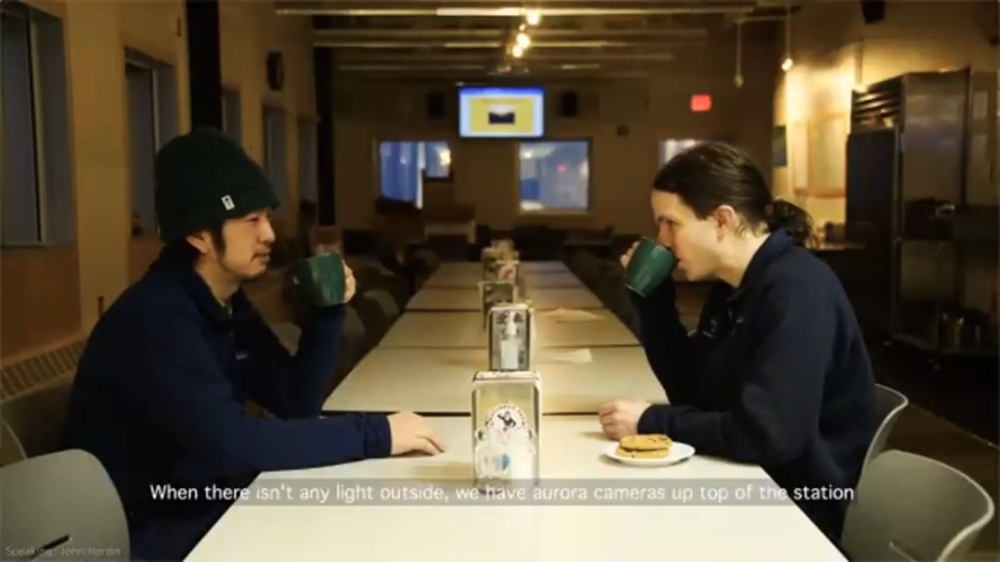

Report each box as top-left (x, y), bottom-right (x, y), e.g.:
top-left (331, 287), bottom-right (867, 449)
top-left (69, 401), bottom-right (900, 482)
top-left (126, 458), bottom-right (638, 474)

top-left (598, 142), bottom-right (878, 547)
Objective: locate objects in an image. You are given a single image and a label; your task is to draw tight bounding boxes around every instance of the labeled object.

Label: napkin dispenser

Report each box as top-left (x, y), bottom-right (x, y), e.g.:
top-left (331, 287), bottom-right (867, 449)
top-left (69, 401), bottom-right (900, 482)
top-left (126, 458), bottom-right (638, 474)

top-left (493, 239), bottom-right (515, 252)
top-left (481, 247), bottom-right (501, 279)
top-left (471, 370), bottom-right (541, 490)
top-left (488, 302), bottom-right (533, 371)
top-left (479, 280), bottom-right (518, 328)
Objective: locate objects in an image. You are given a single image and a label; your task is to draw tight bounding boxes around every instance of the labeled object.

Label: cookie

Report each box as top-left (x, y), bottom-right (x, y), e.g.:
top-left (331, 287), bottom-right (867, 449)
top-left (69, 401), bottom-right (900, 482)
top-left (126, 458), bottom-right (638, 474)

top-left (619, 434), bottom-right (672, 451)
top-left (615, 446), bottom-right (670, 459)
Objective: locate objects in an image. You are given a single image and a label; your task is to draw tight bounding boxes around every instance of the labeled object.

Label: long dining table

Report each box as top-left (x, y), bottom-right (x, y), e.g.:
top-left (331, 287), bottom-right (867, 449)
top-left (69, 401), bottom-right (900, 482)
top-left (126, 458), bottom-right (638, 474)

top-left (186, 260), bottom-right (847, 561)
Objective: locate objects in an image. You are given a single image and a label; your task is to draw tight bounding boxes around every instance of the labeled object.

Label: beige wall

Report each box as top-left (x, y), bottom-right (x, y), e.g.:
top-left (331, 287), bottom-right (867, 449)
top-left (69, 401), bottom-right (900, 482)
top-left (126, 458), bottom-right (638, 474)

top-left (220, 0), bottom-right (316, 230)
top-left (4, 0), bottom-right (314, 361)
top-left (334, 25), bottom-right (780, 235)
top-left (773, 0), bottom-right (998, 313)
top-left (773, 0), bottom-right (998, 223)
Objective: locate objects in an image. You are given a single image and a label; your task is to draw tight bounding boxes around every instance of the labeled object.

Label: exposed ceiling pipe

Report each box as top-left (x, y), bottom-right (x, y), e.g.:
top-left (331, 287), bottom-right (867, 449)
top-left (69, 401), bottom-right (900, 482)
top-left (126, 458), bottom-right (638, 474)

top-left (338, 64), bottom-right (491, 72)
top-left (312, 27), bottom-right (709, 39)
top-left (335, 52), bottom-right (676, 62)
top-left (316, 39), bottom-right (700, 49)
top-left (736, 15), bottom-right (788, 23)
top-left (276, 1), bottom-right (757, 17)
top-left (336, 63), bottom-right (616, 71)
top-left (333, 63), bottom-right (654, 77)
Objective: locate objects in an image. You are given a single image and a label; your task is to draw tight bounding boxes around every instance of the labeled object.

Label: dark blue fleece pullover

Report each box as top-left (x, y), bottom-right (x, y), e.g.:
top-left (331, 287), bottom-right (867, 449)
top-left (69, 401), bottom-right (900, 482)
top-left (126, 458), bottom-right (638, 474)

top-left (62, 251), bottom-right (390, 560)
top-left (632, 229), bottom-right (878, 545)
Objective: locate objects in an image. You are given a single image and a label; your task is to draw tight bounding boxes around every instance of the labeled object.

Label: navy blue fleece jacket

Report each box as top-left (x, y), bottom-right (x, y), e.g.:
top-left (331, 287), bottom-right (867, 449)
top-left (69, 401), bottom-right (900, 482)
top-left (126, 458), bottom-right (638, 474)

top-left (62, 251), bottom-right (390, 559)
top-left (631, 229), bottom-right (878, 544)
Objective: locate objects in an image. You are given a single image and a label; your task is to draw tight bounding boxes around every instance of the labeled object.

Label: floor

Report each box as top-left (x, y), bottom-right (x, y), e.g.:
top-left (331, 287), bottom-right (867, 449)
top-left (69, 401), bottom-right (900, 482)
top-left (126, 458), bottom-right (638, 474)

top-left (675, 284), bottom-right (999, 558)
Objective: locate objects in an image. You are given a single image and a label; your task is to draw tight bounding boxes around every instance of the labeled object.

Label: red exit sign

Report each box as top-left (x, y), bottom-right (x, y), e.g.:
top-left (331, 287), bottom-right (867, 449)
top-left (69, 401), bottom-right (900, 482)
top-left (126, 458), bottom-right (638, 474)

top-left (690, 94), bottom-right (712, 112)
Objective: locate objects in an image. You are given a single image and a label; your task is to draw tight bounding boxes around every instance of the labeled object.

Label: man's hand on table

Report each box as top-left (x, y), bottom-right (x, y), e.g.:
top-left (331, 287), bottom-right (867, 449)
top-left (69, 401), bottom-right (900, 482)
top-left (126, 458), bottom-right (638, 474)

top-left (388, 412), bottom-right (446, 455)
top-left (599, 400), bottom-right (652, 440)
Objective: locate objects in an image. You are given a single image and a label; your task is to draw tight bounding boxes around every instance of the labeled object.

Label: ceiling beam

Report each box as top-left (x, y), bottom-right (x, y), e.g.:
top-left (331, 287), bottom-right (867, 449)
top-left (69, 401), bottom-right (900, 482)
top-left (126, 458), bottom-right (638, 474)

top-left (313, 27), bottom-right (709, 39)
top-left (317, 39), bottom-right (701, 49)
top-left (277, 1), bottom-right (758, 17)
top-left (335, 52), bottom-right (677, 62)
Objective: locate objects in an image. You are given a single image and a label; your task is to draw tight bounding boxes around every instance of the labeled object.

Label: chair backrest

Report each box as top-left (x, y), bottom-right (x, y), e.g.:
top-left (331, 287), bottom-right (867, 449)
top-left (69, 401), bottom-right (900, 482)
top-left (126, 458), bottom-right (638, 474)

top-left (0, 420), bottom-right (27, 467)
top-left (842, 450), bottom-right (995, 562)
top-left (415, 248), bottom-right (440, 269)
top-left (1, 449), bottom-right (130, 560)
top-left (344, 305), bottom-right (366, 340)
top-left (426, 235), bottom-right (469, 261)
top-left (862, 384), bottom-right (909, 470)
top-left (365, 289), bottom-right (400, 320)
top-left (352, 296), bottom-right (389, 348)
top-left (2, 376), bottom-right (73, 458)
top-left (333, 307), bottom-right (368, 387)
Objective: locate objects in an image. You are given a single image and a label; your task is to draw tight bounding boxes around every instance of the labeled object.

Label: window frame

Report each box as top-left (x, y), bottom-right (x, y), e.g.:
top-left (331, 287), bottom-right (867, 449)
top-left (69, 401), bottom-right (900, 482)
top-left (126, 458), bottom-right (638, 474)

top-left (261, 104), bottom-right (287, 213)
top-left (374, 138), bottom-right (454, 209)
top-left (124, 49), bottom-right (178, 239)
top-left (0, 4), bottom-right (72, 248)
top-left (658, 138), bottom-right (707, 167)
top-left (221, 86), bottom-right (242, 142)
top-left (297, 115), bottom-right (318, 203)
top-left (515, 138), bottom-right (593, 216)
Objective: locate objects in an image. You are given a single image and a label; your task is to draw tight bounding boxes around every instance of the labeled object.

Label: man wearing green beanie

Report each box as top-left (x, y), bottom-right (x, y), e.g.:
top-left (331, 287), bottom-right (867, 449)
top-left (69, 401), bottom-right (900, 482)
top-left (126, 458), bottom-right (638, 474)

top-left (61, 128), bottom-right (445, 560)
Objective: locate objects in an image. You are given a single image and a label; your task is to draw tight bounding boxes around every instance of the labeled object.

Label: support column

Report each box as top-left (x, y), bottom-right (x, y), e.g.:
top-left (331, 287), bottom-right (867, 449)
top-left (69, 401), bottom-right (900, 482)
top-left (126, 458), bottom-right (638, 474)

top-left (185, 0), bottom-right (222, 130)
top-left (314, 16), bottom-right (335, 225)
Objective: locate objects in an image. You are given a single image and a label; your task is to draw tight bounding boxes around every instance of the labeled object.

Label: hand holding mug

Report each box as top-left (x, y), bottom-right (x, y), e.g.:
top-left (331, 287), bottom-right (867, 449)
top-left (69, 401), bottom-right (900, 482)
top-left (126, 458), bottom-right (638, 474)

top-left (343, 262), bottom-right (356, 303)
top-left (619, 241), bottom-right (640, 269)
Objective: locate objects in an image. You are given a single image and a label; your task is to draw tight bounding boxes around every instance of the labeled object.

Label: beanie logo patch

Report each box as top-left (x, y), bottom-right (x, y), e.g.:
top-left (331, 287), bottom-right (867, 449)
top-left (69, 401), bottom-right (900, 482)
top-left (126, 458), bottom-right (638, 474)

top-left (221, 195), bottom-right (235, 211)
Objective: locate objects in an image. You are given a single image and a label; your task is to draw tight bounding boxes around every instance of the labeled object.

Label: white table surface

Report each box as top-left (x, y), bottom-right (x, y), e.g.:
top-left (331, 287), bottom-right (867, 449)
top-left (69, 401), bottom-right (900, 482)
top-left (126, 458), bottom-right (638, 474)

top-left (426, 261), bottom-right (568, 283)
top-left (186, 417), bottom-right (845, 562)
top-left (523, 272), bottom-right (583, 288)
top-left (324, 347), bottom-right (665, 414)
top-left (406, 287), bottom-right (602, 311)
top-left (379, 311), bottom-right (639, 348)
top-left (519, 261), bottom-right (570, 273)
top-left (425, 270), bottom-right (582, 289)
top-left (423, 267), bottom-right (489, 288)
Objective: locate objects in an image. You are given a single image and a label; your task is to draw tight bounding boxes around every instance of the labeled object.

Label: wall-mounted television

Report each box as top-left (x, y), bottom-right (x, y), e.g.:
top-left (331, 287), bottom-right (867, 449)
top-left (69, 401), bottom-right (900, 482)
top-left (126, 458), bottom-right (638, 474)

top-left (458, 86), bottom-right (544, 138)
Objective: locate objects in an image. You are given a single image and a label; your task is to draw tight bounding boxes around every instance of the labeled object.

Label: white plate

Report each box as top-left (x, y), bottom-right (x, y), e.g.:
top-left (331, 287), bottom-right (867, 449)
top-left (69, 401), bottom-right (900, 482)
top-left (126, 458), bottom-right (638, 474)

top-left (604, 441), bottom-right (696, 467)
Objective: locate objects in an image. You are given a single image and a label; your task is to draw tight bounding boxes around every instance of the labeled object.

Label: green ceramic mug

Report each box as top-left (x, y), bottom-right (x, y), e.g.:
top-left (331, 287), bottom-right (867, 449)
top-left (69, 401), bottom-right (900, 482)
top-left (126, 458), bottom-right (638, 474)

top-left (623, 237), bottom-right (677, 297)
top-left (292, 252), bottom-right (346, 307)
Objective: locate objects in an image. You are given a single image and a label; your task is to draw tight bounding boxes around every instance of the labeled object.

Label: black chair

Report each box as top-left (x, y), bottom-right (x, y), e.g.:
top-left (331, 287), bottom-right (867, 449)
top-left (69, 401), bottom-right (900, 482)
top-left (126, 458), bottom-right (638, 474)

top-left (3, 377), bottom-right (73, 459)
top-left (378, 273), bottom-right (410, 311)
top-left (351, 295), bottom-right (390, 350)
top-left (426, 235), bottom-right (470, 261)
top-left (342, 229), bottom-right (378, 256)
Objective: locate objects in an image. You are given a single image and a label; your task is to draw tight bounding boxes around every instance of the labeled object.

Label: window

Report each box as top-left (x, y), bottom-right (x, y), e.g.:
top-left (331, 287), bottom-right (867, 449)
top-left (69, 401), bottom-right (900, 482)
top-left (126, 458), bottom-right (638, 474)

top-left (518, 141), bottom-right (590, 212)
top-left (262, 106), bottom-right (287, 212)
top-left (378, 141), bottom-right (450, 208)
top-left (659, 139), bottom-right (703, 165)
top-left (221, 88), bottom-right (241, 141)
top-left (125, 50), bottom-right (178, 238)
top-left (297, 118), bottom-right (317, 202)
top-left (1, 5), bottom-right (72, 246)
